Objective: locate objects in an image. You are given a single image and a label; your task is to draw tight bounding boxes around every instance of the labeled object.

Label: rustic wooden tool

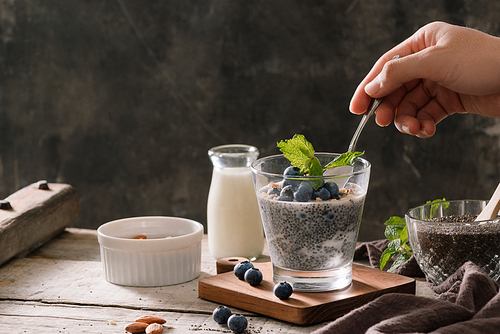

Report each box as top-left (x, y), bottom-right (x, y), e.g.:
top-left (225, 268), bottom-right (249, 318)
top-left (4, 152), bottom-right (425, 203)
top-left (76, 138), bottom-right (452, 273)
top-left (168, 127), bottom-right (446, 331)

top-left (0, 181), bottom-right (80, 267)
top-left (475, 182), bottom-right (500, 221)
top-left (199, 261), bottom-right (415, 325)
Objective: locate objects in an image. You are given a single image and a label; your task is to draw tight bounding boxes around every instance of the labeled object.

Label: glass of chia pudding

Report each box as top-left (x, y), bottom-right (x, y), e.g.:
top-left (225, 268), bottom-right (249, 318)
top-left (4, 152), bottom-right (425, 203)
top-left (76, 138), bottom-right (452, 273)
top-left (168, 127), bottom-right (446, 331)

top-left (250, 153), bottom-right (371, 291)
top-left (406, 200), bottom-right (500, 285)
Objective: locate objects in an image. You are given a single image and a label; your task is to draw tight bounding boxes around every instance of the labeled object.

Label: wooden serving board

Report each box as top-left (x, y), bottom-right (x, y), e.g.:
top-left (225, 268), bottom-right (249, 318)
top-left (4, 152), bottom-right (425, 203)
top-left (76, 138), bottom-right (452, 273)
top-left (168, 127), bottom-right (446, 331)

top-left (199, 262), bottom-right (415, 325)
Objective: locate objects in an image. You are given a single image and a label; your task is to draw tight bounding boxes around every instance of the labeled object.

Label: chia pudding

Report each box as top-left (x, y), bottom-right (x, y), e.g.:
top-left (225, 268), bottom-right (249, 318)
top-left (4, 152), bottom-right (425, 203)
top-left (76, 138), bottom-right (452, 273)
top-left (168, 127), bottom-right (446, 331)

top-left (414, 214), bottom-right (500, 285)
top-left (257, 183), bottom-right (365, 271)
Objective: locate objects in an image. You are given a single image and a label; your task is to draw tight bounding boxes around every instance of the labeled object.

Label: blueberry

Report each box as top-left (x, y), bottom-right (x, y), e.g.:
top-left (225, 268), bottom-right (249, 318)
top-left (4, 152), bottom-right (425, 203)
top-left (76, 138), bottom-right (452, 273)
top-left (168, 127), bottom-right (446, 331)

top-left (283, 178), bottom-right (300, 190)
top-left (233, 261), bottom-right (254, 280)
top-left (212, 305), bottom-right (232, 324)
top-left (323, 211), bottom-right (336, 221)
top-left (267, 187), bottom-right (280, 197)
top-left (283, 166), bottom-right (301, 176)
top-left (273, 281), bottom-right (293, 300)
top-left (244, 267), bottom-right (263, 286)
top-left (314, 187), bottom-right (331, 201)
top-left (227, 314), bottom-right (248, 333)
top-left (294, 182), bottom-right (313, 202)
top-left (283, 166), bottom-right (303, 189)
top-left (277, 185), bottom-right (294, 201)
top-left (323, 182), bottom-right (339, 199)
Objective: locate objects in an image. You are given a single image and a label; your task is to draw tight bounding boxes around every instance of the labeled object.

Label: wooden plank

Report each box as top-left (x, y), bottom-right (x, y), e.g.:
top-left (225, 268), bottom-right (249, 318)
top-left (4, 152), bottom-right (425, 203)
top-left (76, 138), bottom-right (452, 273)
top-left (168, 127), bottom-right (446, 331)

top-left (199, 262), bottom-right (416, 325)
top-left (0, 182), bottom-right (79, 266)
top-left (0, 300), bottom-right (326, 333)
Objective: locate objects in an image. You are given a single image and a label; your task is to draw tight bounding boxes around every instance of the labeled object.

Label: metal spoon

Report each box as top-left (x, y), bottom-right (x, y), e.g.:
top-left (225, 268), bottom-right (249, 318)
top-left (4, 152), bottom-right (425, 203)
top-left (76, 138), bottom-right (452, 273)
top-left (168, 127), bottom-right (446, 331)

top-left (348, 54), bottom-right (400, 153)
top-left (325, 55), bottom-right (400, 186)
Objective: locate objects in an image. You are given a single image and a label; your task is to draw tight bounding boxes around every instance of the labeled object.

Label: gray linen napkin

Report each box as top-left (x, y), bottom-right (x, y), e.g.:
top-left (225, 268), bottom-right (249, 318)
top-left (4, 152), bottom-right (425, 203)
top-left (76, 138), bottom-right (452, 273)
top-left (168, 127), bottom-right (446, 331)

top-left (311, 262), bottom-right (500, 334)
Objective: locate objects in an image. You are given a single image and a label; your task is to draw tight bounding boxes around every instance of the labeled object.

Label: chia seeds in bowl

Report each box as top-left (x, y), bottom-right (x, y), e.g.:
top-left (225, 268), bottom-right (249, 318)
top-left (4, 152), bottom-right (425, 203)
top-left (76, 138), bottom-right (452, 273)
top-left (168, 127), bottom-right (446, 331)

top-left (406, 200), bottom-right (500, 286)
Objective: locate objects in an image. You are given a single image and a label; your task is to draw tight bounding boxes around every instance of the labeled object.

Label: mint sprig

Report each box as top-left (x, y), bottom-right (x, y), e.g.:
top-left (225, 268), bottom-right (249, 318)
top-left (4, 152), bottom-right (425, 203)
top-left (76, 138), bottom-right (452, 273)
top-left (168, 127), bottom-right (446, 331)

top-left (277, 134), bottom-right (364, 190)
top-left (379, 198), bottom-right (449, 272)
top-left (379, 216), bottom-right (412, 272)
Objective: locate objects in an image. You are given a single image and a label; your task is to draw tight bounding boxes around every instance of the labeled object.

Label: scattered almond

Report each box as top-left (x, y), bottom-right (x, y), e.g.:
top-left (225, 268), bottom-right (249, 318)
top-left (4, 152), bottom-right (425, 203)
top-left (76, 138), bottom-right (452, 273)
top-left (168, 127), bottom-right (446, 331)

top-left (135, 315), bottom-right (167, 324)
top-left (146, 323), bottom-right (164, 334)
top-left (125, 322), bottom-right (148, 333)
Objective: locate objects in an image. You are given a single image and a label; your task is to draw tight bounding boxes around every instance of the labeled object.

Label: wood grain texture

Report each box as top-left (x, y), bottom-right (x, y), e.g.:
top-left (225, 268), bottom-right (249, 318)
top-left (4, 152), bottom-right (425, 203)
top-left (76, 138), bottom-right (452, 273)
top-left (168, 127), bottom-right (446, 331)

top-left (0, 230), bottom-right (433, 332)
top-left (199, 262), bottom-right (415, 325)
top-left (0, 182), bottom-right (80, 266)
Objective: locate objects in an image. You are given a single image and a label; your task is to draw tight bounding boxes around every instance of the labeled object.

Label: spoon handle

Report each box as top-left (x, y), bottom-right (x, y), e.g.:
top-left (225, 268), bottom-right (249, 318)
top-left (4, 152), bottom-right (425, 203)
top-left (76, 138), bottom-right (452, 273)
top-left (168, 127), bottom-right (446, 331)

top-left (348, 98), bottom-right (382, 152)
top-left (347, 55), bottom-right (400, 153)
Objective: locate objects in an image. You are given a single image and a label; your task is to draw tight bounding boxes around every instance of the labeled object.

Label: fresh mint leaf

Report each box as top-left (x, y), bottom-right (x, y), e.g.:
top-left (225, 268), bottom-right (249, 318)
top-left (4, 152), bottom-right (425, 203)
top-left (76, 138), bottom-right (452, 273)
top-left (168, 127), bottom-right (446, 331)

top-left (384, 216), bottom-right (406, 228)
top-left (277, 134), bottom-right (314, 172)
top-left (380, 216), bottom-right (413, 270)
top-left (380, 199), bottom-right (448, 272)
top-left (384, 225), bottom-right (401, 241)
top-left (427, 198), bottom-right (448, 218)
top-left (278, 134), bottom-right (364, 176)
top-left (324, 151), bottom-right (364, 169)
top-left (388, 252), bottom-right (411, 273)
top-left (400, 225), bottom-right (409, 244)
top-left (379, 239), bottom-right (401, 271)
top-left (277, 134), bottom-right (319, 175)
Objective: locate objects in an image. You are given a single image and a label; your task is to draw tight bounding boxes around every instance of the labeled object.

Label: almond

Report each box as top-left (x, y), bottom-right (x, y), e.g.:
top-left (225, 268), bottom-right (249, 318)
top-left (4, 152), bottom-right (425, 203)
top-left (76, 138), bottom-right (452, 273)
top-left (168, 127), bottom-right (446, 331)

top-left (146, 323), bottom-right (164, 334)
top-left (135, 315), bottom-right (166, 325)
top-left (124, 322), bottom-right (148, 333)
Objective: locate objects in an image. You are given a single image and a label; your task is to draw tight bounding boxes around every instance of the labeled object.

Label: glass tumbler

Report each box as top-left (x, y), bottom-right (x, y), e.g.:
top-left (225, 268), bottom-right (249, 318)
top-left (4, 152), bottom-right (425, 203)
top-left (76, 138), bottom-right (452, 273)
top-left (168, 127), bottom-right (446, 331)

top-left (251, 153), bottom-right (371, 291)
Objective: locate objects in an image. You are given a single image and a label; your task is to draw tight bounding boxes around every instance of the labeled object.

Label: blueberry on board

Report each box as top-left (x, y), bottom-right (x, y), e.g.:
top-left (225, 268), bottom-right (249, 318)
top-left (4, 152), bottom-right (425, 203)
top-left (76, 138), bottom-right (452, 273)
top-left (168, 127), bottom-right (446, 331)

top-left (323, 182), bottom-right (339, 199)
top-left (278, 185), bottom-right (294, 201)
top-left (273, 281), bottom-right (293, 300)
top-left (294, 181), bottom-right (313, 202)
top-left (244, 267), bottom-right (263, 286)
top-left (267, 187), bottom-right (280, 196)
top-left (212, 305), bottom-right (232, 324)
top-left (233, 260), bottom-right (254, 280)
top-left (227, 314), bottom-right (248, 333)
top-left (314, 187), bottom-right (331, 201)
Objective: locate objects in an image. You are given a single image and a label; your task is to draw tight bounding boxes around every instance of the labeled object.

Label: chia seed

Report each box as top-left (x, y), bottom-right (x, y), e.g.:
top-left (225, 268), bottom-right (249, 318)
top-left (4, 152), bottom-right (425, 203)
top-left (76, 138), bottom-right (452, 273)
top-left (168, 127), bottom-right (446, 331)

top-left (258, 184), bottom-right (365, 271)
top-left (414, 214), bottom-right (500, 285)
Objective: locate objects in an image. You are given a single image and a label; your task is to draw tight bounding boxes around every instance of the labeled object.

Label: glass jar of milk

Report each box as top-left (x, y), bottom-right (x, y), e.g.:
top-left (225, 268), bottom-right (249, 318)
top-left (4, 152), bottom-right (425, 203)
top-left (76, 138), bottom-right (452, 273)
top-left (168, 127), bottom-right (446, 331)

top-left (207, 144), bottom-right (264, 261)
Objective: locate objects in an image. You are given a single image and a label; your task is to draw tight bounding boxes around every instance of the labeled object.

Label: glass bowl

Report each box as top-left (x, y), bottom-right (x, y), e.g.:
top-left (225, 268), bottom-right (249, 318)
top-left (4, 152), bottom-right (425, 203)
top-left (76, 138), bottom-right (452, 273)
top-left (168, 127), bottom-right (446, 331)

top-left (405, 200), bottom-right (500, 285)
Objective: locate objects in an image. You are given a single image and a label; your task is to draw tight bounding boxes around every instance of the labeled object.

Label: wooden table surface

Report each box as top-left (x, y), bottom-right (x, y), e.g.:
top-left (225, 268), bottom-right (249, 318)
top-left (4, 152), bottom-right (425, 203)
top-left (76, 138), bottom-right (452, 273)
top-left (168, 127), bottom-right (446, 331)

top-left (0, 228), bottom-right (435, 333)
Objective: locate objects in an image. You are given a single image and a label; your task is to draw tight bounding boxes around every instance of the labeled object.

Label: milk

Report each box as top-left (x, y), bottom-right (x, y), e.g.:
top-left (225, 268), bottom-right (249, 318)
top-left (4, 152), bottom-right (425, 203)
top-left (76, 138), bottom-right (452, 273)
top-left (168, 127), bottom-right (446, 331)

top-left (207, 166), bottom-right (264, 260)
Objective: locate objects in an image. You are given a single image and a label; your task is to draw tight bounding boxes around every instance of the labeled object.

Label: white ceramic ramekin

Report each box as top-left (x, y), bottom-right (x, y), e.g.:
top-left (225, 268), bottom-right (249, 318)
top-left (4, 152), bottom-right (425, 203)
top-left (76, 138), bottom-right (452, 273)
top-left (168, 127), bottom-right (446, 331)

top-left (97, 216), bottom-right (203, 287)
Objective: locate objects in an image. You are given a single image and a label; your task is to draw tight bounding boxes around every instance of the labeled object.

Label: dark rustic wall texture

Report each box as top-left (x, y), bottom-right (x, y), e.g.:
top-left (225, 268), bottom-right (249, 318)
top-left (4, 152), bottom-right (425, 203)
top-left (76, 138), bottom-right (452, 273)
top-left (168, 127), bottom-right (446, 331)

top-left (1, 0), bottom-right (500, 241)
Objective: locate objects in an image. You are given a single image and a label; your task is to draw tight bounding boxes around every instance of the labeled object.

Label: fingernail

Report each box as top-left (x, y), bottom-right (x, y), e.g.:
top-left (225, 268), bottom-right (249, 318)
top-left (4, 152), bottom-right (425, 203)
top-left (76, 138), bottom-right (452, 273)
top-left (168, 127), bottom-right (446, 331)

top-left (401, 125), bottom-right (410, 134)
top-left (365, 77), bottom-right (381, 96)
top-left (419, 128), bottom-right (429, 137)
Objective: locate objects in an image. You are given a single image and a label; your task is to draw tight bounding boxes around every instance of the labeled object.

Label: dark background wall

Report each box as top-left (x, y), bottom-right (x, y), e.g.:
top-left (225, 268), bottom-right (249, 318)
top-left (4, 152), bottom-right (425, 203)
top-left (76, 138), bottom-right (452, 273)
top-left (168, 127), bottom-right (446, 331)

top-left (1, 0), bottom-right (500, 241)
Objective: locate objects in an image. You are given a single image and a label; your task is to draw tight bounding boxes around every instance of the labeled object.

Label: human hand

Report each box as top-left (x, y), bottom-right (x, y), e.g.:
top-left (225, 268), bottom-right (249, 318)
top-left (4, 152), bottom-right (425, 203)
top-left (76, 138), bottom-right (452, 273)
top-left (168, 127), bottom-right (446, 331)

top-left (349, 21), bottom-right (500, 138)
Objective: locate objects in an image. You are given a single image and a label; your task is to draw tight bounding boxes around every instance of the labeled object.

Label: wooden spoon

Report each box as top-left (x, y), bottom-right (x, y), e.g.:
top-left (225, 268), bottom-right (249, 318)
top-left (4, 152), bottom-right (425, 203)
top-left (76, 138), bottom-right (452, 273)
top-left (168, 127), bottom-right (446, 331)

top-left (475, 183), bottom-right (500, 221)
